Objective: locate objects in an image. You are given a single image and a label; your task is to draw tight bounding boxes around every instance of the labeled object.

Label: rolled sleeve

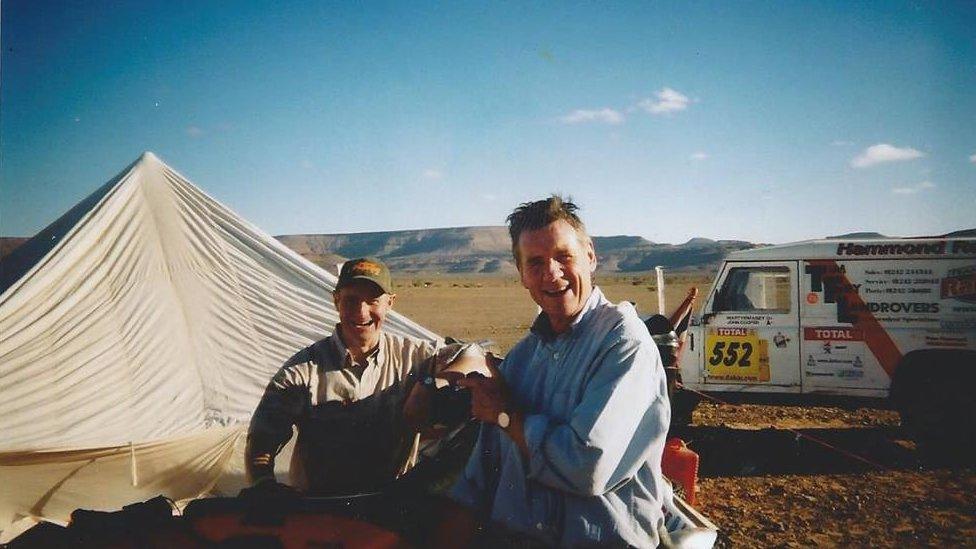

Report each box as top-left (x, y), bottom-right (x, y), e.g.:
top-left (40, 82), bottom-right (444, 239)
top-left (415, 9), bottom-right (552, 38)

top-left (246, 360), bottom-right (312, 471)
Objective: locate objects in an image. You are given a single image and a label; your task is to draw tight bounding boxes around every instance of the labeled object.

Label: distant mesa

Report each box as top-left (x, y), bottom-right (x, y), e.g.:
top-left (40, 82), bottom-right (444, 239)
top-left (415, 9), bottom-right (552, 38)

top-left (826, 229), bottom-right (976, 239)
top-left (826, 232), bottom-right (888, 240)
top-left (682, 237), bottom-right (717, 248)
top-left (942, 228), bottom-right (976, 238)
top-left (274, 227), bottom-right (756, 274)
top-left (6, 227), bottom-right (973, 276)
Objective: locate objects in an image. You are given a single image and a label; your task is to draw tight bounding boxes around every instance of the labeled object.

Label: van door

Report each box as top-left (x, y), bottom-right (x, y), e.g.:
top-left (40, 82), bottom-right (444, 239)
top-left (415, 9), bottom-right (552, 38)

top-left (700, 261), bottom-right (801, 388)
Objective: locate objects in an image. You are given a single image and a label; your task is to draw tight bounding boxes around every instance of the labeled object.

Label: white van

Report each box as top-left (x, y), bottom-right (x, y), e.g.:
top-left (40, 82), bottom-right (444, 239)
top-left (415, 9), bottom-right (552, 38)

top-left (676, 237), bottom-right (976, 443)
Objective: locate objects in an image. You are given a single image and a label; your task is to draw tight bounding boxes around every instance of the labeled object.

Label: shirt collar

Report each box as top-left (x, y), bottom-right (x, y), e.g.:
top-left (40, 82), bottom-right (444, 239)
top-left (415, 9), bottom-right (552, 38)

top-left (530, 286), bottom-right (605, 342)
top-left (330, 324), bottom-right (383, 369)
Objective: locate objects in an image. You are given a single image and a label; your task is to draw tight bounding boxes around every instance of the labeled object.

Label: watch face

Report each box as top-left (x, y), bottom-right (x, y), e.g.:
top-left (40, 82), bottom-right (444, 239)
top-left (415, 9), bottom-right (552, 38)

top-left (497, 412), bottom-right (510, 429)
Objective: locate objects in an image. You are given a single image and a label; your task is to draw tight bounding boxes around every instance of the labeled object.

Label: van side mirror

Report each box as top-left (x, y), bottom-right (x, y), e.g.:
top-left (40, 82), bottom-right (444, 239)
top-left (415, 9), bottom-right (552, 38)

top-left (690, 314), bottom-right (701, 326)
top-left (700, 312), bottom-right (715, 325)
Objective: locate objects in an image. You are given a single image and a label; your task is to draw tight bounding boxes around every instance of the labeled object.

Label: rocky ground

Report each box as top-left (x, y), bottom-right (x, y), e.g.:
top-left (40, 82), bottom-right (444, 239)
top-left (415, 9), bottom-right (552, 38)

top-left (679, 400), bottom-right (976, 548)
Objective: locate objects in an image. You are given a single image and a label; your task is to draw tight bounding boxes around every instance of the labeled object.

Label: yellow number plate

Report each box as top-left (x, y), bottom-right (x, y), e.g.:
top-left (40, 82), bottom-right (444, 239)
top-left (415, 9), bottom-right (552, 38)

top-left (705, 329), bottom-right (770, 382)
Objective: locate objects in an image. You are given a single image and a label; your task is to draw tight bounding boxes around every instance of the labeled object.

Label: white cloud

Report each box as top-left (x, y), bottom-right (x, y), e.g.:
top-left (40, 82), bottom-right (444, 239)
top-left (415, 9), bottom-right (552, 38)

top-left (892, 180), bottom-right (936, 195)
top-left (638, 87), bottom-right (691, 115)
top-left (850, 143), bottom-right (924, 168)
top-left (300, 159), bottom-right (314, 170)
top-left (186, 126), bottom-right (204, 138)
top-left (689, 151), bottom-right (708, 161)
top-left (831, 140), bottom-right (854, 146)
top-left (560, 108), bottom-right (624, 125)
top-left (422, 168), bottom-right (444, 181)
top-left (969, 153), bottom-right (976, 163)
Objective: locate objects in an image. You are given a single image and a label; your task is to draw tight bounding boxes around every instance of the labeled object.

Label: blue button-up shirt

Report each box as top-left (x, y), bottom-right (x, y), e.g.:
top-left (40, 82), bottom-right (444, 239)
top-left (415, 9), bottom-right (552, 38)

top-left (451, 287), bottom-right (670, 547)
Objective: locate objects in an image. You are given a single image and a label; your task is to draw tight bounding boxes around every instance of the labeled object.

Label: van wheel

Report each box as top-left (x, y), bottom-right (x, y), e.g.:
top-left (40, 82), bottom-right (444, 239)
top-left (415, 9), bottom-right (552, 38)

top-left (893, 351), bottom-right (976, 455)
top-left (898, 379), bottom-right (951, 450)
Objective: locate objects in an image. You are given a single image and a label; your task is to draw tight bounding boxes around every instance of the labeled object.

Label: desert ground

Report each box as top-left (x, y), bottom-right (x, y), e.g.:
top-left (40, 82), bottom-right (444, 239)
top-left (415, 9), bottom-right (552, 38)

top-left (394, 273), bottom-right (976, 548)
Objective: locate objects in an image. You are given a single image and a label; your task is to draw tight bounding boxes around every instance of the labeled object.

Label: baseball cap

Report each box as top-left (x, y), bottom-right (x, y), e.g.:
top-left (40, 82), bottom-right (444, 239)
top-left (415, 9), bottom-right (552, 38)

top-left (336, 257), bottom-right (393, 294)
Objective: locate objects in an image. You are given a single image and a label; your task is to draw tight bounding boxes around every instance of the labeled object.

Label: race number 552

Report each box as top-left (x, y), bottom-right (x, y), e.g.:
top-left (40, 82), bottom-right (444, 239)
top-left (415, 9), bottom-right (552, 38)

top-left (704, 332), bottom-right (770, 382)
top-left (708, 340), bottom-right (754, 367)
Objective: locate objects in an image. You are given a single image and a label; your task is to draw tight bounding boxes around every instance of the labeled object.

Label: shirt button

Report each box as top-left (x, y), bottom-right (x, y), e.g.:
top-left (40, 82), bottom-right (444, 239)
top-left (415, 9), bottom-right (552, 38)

top-left (553, 352), bottom-right (559, 359)
top-left (536, 522), bottom-right (544, 531)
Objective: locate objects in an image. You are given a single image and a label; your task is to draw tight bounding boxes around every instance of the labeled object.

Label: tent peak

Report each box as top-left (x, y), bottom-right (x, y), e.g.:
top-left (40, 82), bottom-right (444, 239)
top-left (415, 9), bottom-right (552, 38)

top-left (139, 151), bottom-right (160, 163)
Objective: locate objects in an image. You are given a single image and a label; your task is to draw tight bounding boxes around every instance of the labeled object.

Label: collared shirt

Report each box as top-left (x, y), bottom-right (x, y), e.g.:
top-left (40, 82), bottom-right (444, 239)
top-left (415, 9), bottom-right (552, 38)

top-left (450, 287), bottom-right (670, 547)
top-left (248, 327), bottom-right (438, 494)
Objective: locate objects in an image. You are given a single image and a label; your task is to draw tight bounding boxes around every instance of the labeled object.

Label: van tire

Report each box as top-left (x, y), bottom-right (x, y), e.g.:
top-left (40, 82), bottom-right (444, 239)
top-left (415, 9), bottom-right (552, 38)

top-left (892, 350), bottom-right (976, 453)
top-left (899, 378), bottom-right (950, 450)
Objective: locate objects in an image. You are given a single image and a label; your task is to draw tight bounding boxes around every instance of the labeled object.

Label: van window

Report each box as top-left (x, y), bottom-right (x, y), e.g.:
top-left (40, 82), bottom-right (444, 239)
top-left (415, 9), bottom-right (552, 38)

top-left (714, 266), bottom-right (791, 313)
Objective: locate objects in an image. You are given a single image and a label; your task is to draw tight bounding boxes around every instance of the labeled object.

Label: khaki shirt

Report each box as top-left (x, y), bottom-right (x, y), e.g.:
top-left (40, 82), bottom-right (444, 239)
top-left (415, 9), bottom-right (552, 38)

top-left (248, 327), bottom-right (438, 494)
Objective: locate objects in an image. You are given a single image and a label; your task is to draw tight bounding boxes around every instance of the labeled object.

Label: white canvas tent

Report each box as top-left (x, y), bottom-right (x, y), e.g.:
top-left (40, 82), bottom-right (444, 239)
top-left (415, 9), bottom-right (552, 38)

top-left (0, 152), bottom-right (440, 537)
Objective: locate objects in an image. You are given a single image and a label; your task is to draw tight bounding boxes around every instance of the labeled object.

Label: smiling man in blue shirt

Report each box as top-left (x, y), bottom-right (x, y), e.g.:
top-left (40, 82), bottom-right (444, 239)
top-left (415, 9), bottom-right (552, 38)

top-left (440, 196), bottom-right (670, 547)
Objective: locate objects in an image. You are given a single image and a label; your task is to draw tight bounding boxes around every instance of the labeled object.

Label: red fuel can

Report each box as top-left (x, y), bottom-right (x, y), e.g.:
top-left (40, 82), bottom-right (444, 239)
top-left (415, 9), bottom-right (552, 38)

top-left (661, 437), bottom-right (699, 506)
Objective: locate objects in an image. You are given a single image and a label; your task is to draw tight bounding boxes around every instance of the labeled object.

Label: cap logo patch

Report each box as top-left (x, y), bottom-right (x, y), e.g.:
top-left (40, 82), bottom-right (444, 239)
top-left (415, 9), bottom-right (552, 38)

top-left (350, 260), bottom-right (383, 276)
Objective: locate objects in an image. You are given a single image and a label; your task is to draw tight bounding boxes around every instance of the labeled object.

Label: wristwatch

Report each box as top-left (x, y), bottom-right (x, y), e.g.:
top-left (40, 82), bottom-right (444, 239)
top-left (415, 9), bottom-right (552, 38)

top-left (497, 411), bottom-right (511, 429)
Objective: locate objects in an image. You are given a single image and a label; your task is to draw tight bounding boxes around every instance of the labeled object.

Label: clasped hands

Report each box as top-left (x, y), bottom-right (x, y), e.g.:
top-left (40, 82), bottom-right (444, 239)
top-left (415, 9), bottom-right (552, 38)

top-left (403, 353), bottom-right (514, 431)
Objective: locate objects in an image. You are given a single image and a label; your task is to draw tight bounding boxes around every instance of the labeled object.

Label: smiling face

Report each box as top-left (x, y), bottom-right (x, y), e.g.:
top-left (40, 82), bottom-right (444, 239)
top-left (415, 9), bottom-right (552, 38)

top-left (517, 219), bottom-right (597, 334)
top-left (333, 280), bottom-right (396, 355)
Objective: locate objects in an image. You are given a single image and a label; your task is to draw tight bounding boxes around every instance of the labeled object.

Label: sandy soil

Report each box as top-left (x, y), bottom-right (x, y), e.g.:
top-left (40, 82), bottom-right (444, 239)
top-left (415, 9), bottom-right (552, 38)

top-left (394, 274), bottom-right (976, 548)
top-left (393, 272), bottom-right (710, 353)
top-left (677, 401), bottom-right (976, 547)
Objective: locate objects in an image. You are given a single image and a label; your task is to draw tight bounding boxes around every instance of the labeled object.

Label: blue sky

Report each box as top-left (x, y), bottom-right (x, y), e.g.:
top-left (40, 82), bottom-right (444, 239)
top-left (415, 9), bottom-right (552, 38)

top-left (2, 1), bottom-right (974, 244)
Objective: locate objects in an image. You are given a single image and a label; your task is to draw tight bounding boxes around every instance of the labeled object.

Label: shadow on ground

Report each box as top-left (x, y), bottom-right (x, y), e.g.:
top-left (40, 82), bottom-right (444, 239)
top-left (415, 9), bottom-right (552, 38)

top-left (669, 424), bottom-right (973, 477)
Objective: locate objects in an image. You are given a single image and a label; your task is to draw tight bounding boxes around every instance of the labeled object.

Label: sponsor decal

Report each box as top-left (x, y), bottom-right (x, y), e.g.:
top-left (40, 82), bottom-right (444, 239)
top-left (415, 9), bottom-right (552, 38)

top-left (805, 260), bottom-right (902, 378)
top-left (715, 327), bottom-right (751, 336)
top-left (806, 292), bottom-right (819, 304)
top-left (835, 241), bottom-right (946, 257)
top-left (805, 350), bottom-right (864, 379)
top-left (858, 302), bottom-right (940, 314)
top-left (803, 327), bottom-right (864, 341)
top-left (834, 240), bottom-right (976, 257)
top-left (924, 335), bottom-right (969, 348)
top-left (951, 241), bottom-right (976, 254)
top-left (941, 266), bottom-right (976, 304)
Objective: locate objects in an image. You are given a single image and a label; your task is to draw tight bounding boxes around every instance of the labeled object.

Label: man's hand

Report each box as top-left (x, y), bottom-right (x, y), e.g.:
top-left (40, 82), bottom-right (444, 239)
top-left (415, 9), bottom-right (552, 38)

top-left (455, 360), bottom-right (509, 425)
top-left (456, 361), bottom-right (531, 463)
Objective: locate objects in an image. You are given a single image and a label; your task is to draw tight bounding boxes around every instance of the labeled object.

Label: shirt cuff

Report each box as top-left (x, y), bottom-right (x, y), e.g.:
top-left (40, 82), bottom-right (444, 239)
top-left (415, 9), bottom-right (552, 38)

top-left (522, 413), bottom-right (551, 479)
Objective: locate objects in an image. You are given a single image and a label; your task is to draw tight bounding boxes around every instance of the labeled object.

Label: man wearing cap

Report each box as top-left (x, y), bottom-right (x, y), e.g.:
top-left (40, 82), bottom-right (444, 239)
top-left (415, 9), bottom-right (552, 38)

top-left (246, 257), bottom-right (453, 495)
